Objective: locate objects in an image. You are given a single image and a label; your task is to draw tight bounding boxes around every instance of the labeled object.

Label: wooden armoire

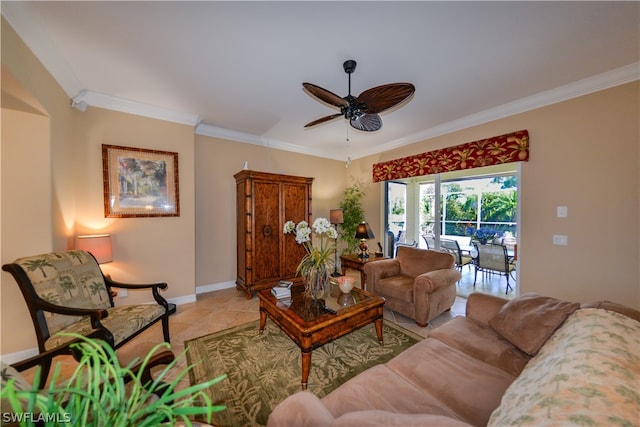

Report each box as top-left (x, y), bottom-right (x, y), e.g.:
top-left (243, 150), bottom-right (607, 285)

top-left (234, 170), bottom-right (313, 298)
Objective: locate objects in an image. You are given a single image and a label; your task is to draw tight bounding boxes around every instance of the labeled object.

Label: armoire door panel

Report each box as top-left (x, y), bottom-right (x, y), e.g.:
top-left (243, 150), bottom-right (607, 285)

top-left (253, 181), bottom-right (281, 282)
top-left (282, 183), bottom-right (310, 278)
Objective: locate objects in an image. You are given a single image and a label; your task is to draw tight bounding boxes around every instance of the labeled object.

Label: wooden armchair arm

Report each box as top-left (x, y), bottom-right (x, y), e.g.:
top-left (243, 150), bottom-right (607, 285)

top-left (105, 278), bottom-right (168, 291)
top-left (105, 278), bottom-right (171, 311)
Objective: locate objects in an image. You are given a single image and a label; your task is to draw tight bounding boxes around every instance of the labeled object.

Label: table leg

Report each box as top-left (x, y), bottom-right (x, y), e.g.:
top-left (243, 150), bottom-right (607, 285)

top-left (374, 317), bottom-right (384, 345)
top-left (301, 350), bottom-right (312, 390)
top-left (360, 270), bottom-right (366, 291)
top-left (259, 310), bottom-right (267, 334)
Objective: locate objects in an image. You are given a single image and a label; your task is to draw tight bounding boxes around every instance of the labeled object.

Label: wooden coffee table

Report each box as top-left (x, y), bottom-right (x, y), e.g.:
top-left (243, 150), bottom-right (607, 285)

top-left (258, 284), bottom-right (385, 390)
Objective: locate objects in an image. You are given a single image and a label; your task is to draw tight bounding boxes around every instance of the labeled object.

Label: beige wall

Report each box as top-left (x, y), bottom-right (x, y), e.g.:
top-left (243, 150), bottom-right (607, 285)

top-left (1, 106), bottom-right (51, 353)
top-left (349, 81), bottom-right (640, 309)
top-left (194, 136), bottom-right (347, 288)
top-left (2, 19), bottom-right (75, 355)
top-left (71, 108), bottom-right (196, 303)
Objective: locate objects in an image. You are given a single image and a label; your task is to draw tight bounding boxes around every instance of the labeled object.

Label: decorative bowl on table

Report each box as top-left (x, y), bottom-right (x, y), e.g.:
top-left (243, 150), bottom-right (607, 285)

top-left (336, 276), bottom-right (355, 294)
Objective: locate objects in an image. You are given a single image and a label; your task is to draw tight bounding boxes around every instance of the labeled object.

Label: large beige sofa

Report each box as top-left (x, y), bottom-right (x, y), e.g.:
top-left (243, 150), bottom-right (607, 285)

top-left (267, 292), bottom-right (640, 426)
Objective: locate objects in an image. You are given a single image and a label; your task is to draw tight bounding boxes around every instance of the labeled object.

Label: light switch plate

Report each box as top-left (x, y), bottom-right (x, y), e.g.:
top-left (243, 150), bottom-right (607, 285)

top-left (553, 235), bottom-right (568, 245)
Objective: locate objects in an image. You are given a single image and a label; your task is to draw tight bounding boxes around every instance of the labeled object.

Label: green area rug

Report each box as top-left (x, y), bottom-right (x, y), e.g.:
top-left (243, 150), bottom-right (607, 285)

top-left (185, 319), bottom-right (423, 426)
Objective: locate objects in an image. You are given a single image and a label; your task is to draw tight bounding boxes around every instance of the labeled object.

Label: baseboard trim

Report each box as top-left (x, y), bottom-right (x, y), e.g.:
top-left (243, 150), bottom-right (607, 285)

top-left (167, 294), bottom-right (197, 305)
top-left (196, 281), bottom-right (236, 294)
top-left (2, 347), bottom-right (40, 365)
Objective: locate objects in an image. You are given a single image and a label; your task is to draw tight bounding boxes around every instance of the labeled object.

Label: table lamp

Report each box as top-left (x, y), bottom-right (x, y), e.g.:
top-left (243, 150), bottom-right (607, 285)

top-left (330, 209), bottom-right (344, 276)
top-left (355, 222), bottom-right (375, 259)
top-left (76, 234), bottom-right (113, 264)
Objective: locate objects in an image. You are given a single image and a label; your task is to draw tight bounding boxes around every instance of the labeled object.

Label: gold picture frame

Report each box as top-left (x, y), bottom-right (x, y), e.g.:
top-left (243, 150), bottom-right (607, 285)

top-left (102, 144), bottom-right (180, 218)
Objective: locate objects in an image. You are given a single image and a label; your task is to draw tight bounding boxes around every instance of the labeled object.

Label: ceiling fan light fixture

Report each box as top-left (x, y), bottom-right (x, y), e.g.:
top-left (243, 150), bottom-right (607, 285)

top-left (351, 113), bottom-right (382, 132)
top-left (302, 60), bottom-right (414, 132)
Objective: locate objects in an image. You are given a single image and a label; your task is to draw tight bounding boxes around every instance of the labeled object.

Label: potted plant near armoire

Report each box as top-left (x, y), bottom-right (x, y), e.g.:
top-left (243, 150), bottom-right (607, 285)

top-left (338, 185), bottom-right (365, 255)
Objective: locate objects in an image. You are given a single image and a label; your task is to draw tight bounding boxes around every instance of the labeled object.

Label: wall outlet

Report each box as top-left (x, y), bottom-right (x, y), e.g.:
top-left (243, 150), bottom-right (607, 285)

top-left (552, 235), bottom-right (568, 245)
top-left (117, 288), bottom-right (128, 297)
top-left (557, 206), bottom-right (568, 218)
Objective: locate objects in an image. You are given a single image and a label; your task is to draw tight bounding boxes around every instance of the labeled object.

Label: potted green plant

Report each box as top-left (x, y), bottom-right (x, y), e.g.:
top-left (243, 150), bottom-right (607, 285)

top-left (338, 185), bottom-right (365, 254)
top-left (1, 334), bottom-right (226, 426)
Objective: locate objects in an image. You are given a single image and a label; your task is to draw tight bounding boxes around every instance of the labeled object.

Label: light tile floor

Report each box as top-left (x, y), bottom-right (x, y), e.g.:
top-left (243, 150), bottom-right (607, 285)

top-left (456, 264), bottom-right (517, 300)
top-left (22, 271), bottom-right (511, 393)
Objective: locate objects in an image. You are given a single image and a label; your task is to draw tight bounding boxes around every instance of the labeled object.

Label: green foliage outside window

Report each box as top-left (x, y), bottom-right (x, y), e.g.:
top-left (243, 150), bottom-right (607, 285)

top-left (391, 197), bottom-right (405, 215)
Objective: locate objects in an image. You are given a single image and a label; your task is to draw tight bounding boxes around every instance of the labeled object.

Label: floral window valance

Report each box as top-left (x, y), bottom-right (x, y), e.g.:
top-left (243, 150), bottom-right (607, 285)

top-left (372, 130), bottom-right (529, 182)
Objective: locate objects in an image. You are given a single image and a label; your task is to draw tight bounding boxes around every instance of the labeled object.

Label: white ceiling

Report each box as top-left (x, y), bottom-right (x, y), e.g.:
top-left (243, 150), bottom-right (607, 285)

top-left (3, 1), bottom-right (639, 161)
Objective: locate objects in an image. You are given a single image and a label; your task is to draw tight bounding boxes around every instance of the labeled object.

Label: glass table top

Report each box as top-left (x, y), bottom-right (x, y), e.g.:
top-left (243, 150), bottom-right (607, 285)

top-left (274, 282), bottom-right (373, 323)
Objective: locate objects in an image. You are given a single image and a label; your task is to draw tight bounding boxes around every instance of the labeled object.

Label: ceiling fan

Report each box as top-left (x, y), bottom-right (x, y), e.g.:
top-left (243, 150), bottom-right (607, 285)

top-left (303, 60), bottom-right (415, 132)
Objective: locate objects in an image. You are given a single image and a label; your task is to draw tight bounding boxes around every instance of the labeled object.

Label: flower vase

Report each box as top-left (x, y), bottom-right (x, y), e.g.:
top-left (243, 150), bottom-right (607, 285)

top-left (305, 265), bottom-right (329, 299)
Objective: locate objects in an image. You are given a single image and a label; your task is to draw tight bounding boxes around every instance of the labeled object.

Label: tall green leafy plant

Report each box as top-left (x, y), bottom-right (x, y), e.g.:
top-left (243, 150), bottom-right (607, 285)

top-left (1, 334), bottom-right (226, 426)
top-left (338, 185), bottom-right (365, 254)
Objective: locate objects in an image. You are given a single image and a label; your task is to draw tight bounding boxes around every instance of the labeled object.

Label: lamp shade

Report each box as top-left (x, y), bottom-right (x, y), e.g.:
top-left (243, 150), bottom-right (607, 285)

top-left (76, 234), bottom-right (113, 264)
top-left (330, 209), bottom-right (344, 225)
top-left (355, 222), bottom-right (375, 240)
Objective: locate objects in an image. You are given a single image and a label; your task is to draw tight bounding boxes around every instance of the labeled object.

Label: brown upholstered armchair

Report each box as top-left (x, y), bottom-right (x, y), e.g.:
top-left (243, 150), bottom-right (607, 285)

top-left (363, 246), bottom-right (461, 326)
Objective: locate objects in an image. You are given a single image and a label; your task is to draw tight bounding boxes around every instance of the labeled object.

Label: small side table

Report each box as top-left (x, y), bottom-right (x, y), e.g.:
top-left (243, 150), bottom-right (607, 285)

top-left (340, 254), bottom-right (388, 291)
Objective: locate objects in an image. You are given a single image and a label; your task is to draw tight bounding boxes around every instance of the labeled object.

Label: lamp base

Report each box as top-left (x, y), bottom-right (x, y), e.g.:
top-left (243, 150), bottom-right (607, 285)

top-left (358, 240), bottom-right (370, 259)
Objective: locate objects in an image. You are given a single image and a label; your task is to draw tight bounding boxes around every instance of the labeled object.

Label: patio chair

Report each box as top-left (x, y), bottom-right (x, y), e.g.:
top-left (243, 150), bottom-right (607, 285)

top-left (472, 243), bottom-right (515, 294)
top-left (421, 234), bottom-right (435, 249)
top-left (440, 238), bottom-right (474, 271)
top-left (2, 250), bottom-right (176, 387)
top-left (394, 240), bottom-right (418, 257)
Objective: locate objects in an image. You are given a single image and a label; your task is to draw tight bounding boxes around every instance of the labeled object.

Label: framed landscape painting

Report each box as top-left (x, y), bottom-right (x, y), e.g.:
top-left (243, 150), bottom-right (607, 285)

top-left (102, 144), bottom-right (180, 218)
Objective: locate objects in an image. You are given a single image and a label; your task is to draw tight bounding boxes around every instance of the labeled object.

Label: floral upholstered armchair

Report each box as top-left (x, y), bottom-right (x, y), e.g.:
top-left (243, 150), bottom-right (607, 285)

top-left (2, 250), bottom-right (175, 387)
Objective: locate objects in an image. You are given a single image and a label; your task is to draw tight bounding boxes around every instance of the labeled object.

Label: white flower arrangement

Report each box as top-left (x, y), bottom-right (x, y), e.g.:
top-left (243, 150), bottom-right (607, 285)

top-left (283, 218), bottom-right (337, 288)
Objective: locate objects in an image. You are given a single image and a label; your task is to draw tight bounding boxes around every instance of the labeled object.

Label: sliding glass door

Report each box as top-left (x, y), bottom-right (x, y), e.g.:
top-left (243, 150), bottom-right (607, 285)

top-left (386, 164), bottom-right (518, 252)
top-left (384, 181), bottom-right (407, 256)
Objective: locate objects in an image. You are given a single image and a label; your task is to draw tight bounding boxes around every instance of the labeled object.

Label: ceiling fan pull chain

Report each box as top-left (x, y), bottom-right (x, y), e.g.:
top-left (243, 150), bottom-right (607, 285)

top-left (345, 125), bottom-right (351, 168)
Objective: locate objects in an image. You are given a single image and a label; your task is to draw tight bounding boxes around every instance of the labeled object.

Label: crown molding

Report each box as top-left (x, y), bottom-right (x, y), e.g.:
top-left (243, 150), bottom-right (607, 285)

top-left (195, 123), bottom-right (345, 161)
top-left (72, 91), bottom-right (201, 126)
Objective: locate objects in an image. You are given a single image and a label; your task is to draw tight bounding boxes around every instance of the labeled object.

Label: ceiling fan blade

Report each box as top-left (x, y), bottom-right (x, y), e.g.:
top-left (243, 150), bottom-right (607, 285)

top-left (304, 113), bottom-right (343, 128)
top-left (356, 83), bottom-right (415, 114)
top-left (303, 83), bottom-right (348, 108)
top-left (350, 113), bottom-right (382, 132)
